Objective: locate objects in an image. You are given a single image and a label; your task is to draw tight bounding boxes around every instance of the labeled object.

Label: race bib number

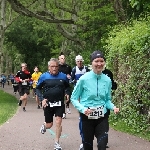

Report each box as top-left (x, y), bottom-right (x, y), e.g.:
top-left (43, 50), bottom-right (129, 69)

top-left (49, 101), bottom-right (61, 107)
top-left (88, 106), bottom-right (104, 119)
top-left (22, 81), bottom-right (27, 85)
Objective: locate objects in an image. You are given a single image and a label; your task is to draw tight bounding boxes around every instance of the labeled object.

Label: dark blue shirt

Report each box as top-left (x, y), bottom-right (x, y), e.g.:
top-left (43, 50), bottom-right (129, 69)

top-left (36, 71), bottom-right (69, 103)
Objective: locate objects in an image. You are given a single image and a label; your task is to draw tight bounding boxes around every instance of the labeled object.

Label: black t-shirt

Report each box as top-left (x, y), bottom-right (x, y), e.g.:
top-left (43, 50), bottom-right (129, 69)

top-left (15, 70), bottom-right (31, 86)
top-left (102, 68), bottom-right (117, 90)
top-left (59, 64), bottom-right (72, 75)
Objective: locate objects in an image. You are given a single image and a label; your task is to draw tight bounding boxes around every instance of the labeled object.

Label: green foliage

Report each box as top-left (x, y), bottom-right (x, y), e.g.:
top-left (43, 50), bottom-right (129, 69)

top-left (0, 90), bottom-right (18, 125)
top-left (77, 0), bottom-right (117, 52)
top-left (109, 115), bottom-right (150, 140)
top-left (121, 0), bottom-right (150, 19)
top-left (105, 16), bottom-right (150, 134)
top-left (4, 16), bottom-right (63, 72)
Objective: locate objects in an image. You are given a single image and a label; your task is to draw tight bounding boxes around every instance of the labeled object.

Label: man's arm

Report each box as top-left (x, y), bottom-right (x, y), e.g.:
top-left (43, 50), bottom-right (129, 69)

top-left (69, 65), bottom-right (72, 75)
top-left (71, 67), bottom-right (76, 83)
top-left (36, 74), bottom-right (44, 90)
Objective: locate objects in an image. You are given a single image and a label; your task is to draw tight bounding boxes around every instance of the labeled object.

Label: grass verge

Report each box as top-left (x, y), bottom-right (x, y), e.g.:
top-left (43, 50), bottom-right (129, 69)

top-left (109, 119), bottom-right (150, 141)
top-left (0, 90), bottom-right (18, 126)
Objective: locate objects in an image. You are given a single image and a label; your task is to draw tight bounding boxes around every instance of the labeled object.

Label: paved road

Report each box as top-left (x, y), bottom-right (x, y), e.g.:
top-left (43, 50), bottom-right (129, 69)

top-left (0, 85), bottom-right (150, 150)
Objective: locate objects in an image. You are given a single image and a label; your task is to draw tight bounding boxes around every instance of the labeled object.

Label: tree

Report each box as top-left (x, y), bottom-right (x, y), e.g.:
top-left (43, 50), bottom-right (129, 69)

top-left (4, 16), bottom-right (64, 71)
top-left (0, 0), bottom-right (6, 74)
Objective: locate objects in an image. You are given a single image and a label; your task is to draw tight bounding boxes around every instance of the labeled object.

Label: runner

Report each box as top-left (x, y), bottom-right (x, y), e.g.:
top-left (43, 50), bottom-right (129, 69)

top-left (15, 63), bottom-right (32, 112)
top-left (10, 73), bottom-right (15, 85)
top-left (37, 58), bottom-right (70, 150)
top-left (12, 78), bottom-right (19, 94)
top-left (71, 55), bottom-right (90, 149)
top-left (71, 51), bottom-right (119, 150)
top-left (71, 55), bottom-right (89, 85)
top-left (102, 66), bottom-right (117, 148)
top-left (1, 74), bottom-right (6, 88)
top-left (58, 52), bottom-right (72, 118)
top-left (31, 66), bottom-right (42, 109)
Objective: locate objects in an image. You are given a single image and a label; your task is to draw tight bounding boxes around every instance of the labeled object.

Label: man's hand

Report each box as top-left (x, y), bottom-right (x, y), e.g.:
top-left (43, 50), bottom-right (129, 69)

top-left (19, 79), bottom-right (23, 82)
top-left (67, 74), bottom-right (71, 79)
top-left (42, 99), bottom-right (48, 108)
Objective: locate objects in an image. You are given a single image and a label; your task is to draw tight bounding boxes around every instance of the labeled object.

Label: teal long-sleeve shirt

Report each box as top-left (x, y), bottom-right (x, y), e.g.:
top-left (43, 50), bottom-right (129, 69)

top-left (70, 70), bottom-right (115, 114)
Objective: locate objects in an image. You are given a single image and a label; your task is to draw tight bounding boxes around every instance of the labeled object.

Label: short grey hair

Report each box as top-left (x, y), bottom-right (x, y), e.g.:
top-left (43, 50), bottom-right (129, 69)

top-left (21, 62), bottom-right (27, 67)
top-left (48, 58), bottom-right (59, 66)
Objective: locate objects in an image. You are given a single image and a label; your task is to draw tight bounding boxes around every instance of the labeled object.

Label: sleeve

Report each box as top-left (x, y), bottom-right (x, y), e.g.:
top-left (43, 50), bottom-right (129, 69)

top-left (64, 75), bottom-right (71, 95)
top-left (85, 66), bottom-right (90, 72)
top-left (36, 74), bottom-right (44, 89)
top-left (31, 73), bottom-right (34, 80)
top-left (108, 70), bottom-right (117, 90)
top-left (105, 80), bottom-right (114, 110)
top-left (71, 67), bottom-right (76, 81)
top-left (28, 72), bottom-right (32, 80)
top-left (70, 79), bottom-right (87, 114)
top-left (69, 66), bottom-right (72, 75)
top-left (15, 71), bottom-right (21, 82)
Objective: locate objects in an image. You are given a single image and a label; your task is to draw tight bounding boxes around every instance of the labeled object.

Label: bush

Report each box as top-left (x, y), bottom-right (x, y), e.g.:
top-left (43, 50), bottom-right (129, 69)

top-left (105, 16), bottom-right (150, 134)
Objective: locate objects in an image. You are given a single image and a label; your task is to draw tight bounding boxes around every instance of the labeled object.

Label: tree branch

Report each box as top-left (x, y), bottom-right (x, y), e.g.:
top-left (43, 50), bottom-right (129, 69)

top-left (5, 0), bottom-right (38, 31)
top-left (7, 0), bottom-right (74, 24)
top-left (54, 0), bottom-right (77, 16)
top-left (56, 24), bottom-right (83, 47)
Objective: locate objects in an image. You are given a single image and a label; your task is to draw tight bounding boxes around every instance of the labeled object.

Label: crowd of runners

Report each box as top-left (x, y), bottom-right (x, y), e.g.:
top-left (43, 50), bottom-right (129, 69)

top-left (5, 51), bottom-right (119, 150)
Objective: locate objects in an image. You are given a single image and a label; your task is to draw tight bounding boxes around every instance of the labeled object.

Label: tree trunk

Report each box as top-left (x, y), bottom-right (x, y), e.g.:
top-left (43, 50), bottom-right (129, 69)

top-left (112, 0), bottom-right (127, 22)
top-left (0, 0), bottom-right (6, 74)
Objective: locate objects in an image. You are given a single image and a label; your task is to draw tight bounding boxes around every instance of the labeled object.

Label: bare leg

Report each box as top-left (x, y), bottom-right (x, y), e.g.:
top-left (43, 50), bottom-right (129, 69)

top-left (46, 122), bottom-right (53, 129)
top-left (23, 93), bottom-right (28, 107)
top-left (55, 116), bottom-right (62, 143)
top-left (36, 95), bottom-right (40, 106)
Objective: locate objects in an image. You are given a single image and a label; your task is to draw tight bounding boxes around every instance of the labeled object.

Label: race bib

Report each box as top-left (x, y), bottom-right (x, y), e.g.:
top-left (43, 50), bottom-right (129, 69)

top-left (88, 106), bottom-right (104, 119)
top-left (22, 81), bottom-right (27, 85)
top-left (49, 101), bottom-right (61, 107)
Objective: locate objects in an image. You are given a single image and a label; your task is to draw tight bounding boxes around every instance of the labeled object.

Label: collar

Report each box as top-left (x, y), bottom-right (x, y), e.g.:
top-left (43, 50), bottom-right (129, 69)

top-left (91, 70), bottom-right (102, 78)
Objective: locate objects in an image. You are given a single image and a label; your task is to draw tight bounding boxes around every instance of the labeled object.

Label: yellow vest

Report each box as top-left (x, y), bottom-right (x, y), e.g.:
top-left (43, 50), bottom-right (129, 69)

top-left (31, 72), bottom-right (42, 88)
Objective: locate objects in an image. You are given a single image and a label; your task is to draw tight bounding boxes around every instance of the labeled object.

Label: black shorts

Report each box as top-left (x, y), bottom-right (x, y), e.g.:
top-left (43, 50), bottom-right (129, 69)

top-left (44, 103), bottom-right (65, 123)
top-left (19, 85), bottom-right (30, 96)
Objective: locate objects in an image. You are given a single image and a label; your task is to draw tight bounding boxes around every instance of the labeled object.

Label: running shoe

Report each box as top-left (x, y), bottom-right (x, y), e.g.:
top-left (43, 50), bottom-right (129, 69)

top-left (23, 107), bottom-right (26, 112)
top-left (40, 122), bottom-right (46, 134)
top-left (54, 142), bottom-right (62, 150)
top-left (62, 113), bottom-right (66, 119)
top-left (79, 143), bottom-right (84, 150)
top-left (18, 100), bottom-right (22, 106)
top-left (37, 105), bottom-right (40, 109)
top-left (40, 101), bottom-right (42, 107)
top-left (67, 108), bottom-right (71, 114)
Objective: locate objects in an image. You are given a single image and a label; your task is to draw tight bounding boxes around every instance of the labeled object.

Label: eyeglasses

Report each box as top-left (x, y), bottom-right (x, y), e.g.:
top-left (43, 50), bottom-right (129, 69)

top-left (77, 61), bottom-right (82, 62)
top-left (49, 66), bottom-right (59, 68)
top-left (21, 66), bottom-right (26, 67)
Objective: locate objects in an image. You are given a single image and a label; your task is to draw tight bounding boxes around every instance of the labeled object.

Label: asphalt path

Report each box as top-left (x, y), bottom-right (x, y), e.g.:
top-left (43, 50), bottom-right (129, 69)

top-left (0, 85), bottom-right (150, 150)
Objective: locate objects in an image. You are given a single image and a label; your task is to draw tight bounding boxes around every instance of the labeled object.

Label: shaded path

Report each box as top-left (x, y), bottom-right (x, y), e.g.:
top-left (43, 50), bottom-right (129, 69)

top-left (0, 85), bottom-right (150, 150)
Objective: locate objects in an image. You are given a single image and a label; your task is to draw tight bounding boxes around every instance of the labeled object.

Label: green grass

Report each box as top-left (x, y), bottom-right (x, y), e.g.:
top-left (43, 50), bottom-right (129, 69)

top-left (0, 90), bottom-right (18, 125)
top-left (110, 120), bottom-right (150, 141)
